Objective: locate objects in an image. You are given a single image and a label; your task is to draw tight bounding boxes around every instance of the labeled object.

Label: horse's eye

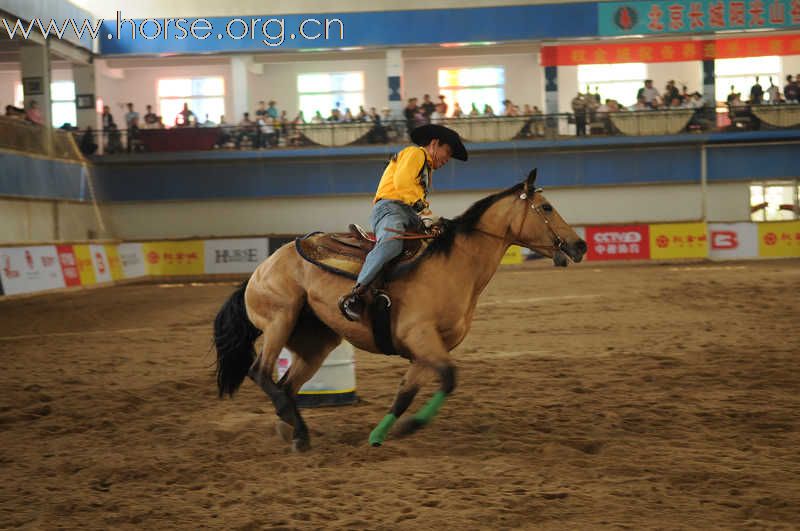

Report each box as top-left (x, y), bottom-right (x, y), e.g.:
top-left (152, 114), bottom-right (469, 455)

top-left (542, 203), bottom-right (553, 212)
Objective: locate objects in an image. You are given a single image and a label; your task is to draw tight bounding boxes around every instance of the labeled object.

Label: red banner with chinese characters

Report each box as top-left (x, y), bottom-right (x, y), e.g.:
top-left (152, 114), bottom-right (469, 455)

top-left (585, 225), bottom-right (651, 261)
top-left (540, 33), bottom-right (800, 66)
top-left (55, 245), bottom-right (82, 287)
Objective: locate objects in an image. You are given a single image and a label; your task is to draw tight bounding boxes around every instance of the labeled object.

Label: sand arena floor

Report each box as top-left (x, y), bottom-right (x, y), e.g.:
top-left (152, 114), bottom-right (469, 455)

top-left (0, 259), bottom-right (798, 530)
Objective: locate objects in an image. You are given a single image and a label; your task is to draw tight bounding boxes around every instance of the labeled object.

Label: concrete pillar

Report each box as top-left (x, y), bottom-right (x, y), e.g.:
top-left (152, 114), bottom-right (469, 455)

top-left (20, 42), bottom-right (52, 127)
top-left (386, 49), bottom-right (403, 120)
top-left (703, 60), bottom-right (716, 107)
top-left (72, 63), bottom-right (97, 130)
top-left (544, 65), bottom-right (559, 137)
top-left (231, 55), bottom-right (251, 123)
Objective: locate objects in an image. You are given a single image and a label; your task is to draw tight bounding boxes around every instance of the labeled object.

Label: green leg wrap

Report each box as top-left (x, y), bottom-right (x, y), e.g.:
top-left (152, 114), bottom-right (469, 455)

top-left (412, 390), bottom-right (447, 425)
top-left (369, 413), bottom-right (397, 447)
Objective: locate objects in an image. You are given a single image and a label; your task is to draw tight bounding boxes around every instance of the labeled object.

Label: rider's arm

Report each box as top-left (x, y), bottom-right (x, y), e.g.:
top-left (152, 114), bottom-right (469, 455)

top-left (391, 147), bottom-right (426, 206)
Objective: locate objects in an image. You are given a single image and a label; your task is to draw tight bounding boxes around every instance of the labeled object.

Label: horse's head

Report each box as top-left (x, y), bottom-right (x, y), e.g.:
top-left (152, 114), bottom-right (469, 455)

top-left (510, 169), bottom-right (587, 267)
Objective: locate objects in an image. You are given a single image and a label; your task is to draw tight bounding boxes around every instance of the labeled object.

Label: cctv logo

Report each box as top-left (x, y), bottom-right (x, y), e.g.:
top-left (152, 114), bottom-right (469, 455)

top-left (711, 231), bottom-right (738, 250)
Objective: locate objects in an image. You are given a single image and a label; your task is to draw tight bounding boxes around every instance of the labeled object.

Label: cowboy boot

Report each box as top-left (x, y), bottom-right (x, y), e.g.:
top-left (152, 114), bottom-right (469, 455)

top-left (339, 283), bottom-right (368, 322)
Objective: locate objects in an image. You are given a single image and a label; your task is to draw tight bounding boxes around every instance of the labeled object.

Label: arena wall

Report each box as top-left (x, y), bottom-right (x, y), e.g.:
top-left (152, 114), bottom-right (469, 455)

top-left (0, 198), bottom-right (104, 243)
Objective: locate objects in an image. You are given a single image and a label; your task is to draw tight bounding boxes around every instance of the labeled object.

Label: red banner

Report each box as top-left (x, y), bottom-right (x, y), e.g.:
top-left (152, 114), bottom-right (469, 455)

top-left (541, 33), bottom-right (800, 66)
top-left (56, 245), bottom-right (82, 287)
top-left (585, 225), bottom-right (650, 261)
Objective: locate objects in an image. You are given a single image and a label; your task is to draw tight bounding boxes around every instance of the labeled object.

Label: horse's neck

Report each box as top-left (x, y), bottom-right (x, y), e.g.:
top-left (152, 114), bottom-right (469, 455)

top-left (451, 205), bottom-right (513, 301)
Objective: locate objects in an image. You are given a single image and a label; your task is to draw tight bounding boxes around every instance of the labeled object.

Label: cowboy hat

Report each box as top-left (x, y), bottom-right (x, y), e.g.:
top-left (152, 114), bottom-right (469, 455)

top-left (410, 124), bottom-right (468, 161)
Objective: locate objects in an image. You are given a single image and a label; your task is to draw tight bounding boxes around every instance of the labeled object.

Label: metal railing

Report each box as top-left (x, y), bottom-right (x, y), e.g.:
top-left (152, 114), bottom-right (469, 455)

top-left (0, 116), bottom-right (85, 161)
top-left (71, 104), bottom-right (800, 156)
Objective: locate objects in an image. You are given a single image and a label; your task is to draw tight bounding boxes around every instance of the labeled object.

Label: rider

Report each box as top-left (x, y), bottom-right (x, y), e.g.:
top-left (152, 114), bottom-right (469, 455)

top-left (339, 123), bottom-right (468, 322)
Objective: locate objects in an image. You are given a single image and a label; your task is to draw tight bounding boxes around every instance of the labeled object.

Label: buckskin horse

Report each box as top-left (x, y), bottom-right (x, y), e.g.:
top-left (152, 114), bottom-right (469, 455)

top-left (214, 169), bottom-right (587, 451)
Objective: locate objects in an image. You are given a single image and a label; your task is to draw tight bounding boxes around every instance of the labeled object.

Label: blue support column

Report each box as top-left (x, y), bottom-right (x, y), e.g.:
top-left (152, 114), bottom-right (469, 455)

top-left (544, 65), bottom-right (558, 137)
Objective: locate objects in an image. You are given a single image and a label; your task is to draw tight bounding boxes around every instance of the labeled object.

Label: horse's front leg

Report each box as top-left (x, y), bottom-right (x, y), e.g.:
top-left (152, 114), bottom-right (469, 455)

top-left (369, 330), bottom-right (456, 445)
top-left (369, 363), bottom-right (428, 446)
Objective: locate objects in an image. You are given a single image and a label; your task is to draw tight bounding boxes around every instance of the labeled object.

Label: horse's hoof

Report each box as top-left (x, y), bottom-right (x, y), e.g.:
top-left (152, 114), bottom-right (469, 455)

top-left (292, 438), bottom-right (311, 453)
top-left (393, 417), bottom-right (425, 438)
top-left (275, 420), bottom-right (293, 443)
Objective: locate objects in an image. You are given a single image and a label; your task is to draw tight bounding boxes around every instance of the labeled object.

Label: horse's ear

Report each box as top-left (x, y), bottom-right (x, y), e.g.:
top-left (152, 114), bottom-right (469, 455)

top-left (525, 168), bottom-right (537, 193)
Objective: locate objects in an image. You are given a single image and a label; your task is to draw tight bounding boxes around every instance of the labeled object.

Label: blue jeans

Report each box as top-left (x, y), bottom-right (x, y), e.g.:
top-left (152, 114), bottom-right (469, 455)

top-left (356, 200), bottom-right (419, 286)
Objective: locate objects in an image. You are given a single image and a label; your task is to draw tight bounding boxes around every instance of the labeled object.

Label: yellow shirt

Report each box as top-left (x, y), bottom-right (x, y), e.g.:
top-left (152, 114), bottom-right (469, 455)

top-left (373, 146), bottom-right (433, 207)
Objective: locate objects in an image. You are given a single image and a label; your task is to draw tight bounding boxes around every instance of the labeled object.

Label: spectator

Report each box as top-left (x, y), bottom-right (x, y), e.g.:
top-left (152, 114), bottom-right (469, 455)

top-left (327, 108), bottom-right (342, 122)
top-left (237, 112), bottom-right (257, 148)
top-left (430, 103), bottom-right (445, 124)
top-left (663, 80), bottom-right (680, 105)
top-left (784, 75), bottom-right (799, 103)
top-left (101, 105), bottom-right (115, 130)
top-left (293, 110), bottom-right (306, 124)
top-left (124, 103), bottom-right (139, 152)
top-left (421, 94), bottom-right (435, 118)
top-left (155, 116), bottom-right (166, 129)
top-left (255, 101), bottom-right (268, 123)
top-left (530, 105), bottom-right (544, 136)
top-left (468, 103), bottom-right (480, 117)
top-left (311, 111), bottom-right (324, 124)
top-left (25, 100), bottom-right (43, 125)
top-left (629, 95), bottom-right (648, 111)
top-left (451, 102), bottom-right (463, 118)
top-left (502, 99), bottom-right (514, 116)
top-left (143, 105), bottom-right (158, 128)
top-left (637, 79), bottom-right (660, 108)
top-left (749, 76), bottom-right (764, 104)
top-left (766, 77), bottom-right (780, 104)
top-left (266, 100), bottom-right (279, 120)
top-left (78, 126), bottom-right (98, 155)
top-left (200, 114), bottom-right (216, 127)
top-left (403, 97), bottom-right (418, 131)
top-left (726, 85), bottom-right (738, 106)
top-left (356, 105), bottom-right (368, 121)
top-left (5, 104), bottom-right (25, 119)
top-left (571, 92), bottom-right (587, 136)
top-left (669, 96), bottom-right (682, 108)
top-left (342, 108), bottom-right (354, 122)
top-left (175, 102), bottom-right (196, 127)
top-left (367, 106), bottom-right (388, 143)
top-left (216, 115), bottom-right (234, 147)
top-left (483, 104), bottom-right (495, 116)
top-left (438, 95), bottom-right (448, 115)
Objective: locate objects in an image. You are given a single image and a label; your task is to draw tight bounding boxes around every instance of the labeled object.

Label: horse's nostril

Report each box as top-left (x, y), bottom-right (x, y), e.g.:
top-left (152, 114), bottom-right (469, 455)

top-left (575, 240), bottom-right (588, 254)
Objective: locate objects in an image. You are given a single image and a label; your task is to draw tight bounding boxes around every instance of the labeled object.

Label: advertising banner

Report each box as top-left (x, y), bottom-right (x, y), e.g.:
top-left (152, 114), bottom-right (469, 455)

top-left (89, 244), bottom-right (113, 284)
top-left (56, 245), bottom-right (82, 287)
top-left (758, 220), bottom-right (800, 257)
top-left (0, 246), bottom-right (66, 295)
top-left (118, 243), bottom-right (146, 279)
top-left (585, 225), bottom-right (650, 261)
top-left (72, 245), bottom-right (97, 285)
top-left (104, 245), bottom-right (125, 281)
top-left (204, 238), bottom-right (269, 274)
top-left (649, 222), bottom-right (709, 259)
top-left (501, 245), bottom-right (524, 265)
top-left (599, 1), bottom-right (800, 37)
top-left (143, 241), bottom-right (205, 276)
top-left (708, 223), bottom-right (758, 260)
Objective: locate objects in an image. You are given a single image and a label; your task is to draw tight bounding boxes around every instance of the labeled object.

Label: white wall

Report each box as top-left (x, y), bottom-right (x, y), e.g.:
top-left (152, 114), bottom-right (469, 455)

top-left (0, 199), bottom-right (102, 243)
top-left (102, 181), bottom-right (751, 240)
top-left (404, 50), bottom-right (543, 111)
top-left (249, 57), bottom-right (387, 118)
top-left (783, 54), bottom-right (800, 81)
top-left (95, 58), bottom-right (233, 125)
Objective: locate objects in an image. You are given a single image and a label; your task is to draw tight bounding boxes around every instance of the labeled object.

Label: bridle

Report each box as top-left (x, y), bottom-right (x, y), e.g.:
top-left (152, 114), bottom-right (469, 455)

top-left (473, 187), bottom-right (565, 254)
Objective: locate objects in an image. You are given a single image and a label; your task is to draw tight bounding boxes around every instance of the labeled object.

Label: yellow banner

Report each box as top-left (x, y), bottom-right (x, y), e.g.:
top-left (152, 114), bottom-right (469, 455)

top-left (501, 245), bottom-right (524, 265)
top-left (72, 244), bottom-right (97, 285)
top-left (649, 222), bottom-right (708, 259)
top-left (104, 245), bottom-right (125, 281)
top-left (758, 221), bottom-right (800, 258)
top-left (142, 241), bottom-right (205, 276)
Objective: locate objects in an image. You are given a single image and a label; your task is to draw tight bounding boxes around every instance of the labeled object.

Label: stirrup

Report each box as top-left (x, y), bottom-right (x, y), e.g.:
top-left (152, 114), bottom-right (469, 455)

top-left (338, 288), bottom-right (365, 322)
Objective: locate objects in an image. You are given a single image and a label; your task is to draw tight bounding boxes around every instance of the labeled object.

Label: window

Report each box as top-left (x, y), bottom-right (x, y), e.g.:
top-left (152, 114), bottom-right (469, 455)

top-left (438, 67), bottom-right (504, 116)
top-left (15, 81), bottom-right (76, 127)
top-left (297, 72), bottom-right (364, 120)
top-left (14, 82), bottom-right (23, 108)
top-left (750, 182), bottom-right (799, 221)
top-left (157, 77), bottom-right (225, 127)
top-left (51, 81), bottom-right (76, 127)
top-left (715, 56), bottom-right (781, 104)
top-left (578, 63), bottom-right (647, 108)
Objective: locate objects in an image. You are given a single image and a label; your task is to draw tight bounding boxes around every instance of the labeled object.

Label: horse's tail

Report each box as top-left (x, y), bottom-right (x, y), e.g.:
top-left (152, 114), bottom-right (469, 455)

top-left (214, 280), bottom-right (263, 398)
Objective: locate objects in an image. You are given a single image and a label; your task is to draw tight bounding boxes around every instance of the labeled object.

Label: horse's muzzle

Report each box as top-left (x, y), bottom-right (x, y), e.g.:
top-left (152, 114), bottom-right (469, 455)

top-left (560, 239), bottom-right (587, 263)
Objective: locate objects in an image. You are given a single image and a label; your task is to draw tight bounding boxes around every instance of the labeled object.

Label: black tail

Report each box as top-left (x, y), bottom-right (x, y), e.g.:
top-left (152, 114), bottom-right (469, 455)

top-left (214, 281), bottom-right (263, 398)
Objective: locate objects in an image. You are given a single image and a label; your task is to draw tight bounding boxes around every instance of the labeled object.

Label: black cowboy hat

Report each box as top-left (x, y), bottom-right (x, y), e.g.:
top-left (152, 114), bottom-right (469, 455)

top-left (410, 124), bottom-right (468, 161)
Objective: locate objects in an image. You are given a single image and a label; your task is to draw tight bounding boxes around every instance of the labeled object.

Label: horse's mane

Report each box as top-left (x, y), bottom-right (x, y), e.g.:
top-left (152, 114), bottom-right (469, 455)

top-left (424, 181), bottom-right (524, 258)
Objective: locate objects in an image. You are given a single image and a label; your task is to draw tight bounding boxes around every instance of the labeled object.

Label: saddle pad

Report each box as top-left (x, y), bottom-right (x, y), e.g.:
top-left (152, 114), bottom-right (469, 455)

top-left (295, 231), bottom-right (430, 280)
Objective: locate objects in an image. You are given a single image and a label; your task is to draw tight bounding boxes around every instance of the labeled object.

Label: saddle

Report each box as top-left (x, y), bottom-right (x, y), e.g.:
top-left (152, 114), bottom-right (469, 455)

top-left (295, 224), bottom-right (432, 280)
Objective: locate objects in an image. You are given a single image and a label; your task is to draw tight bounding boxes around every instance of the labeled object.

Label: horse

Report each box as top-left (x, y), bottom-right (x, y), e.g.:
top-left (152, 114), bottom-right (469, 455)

top-left (214, 169), bottom-right (587, 451)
